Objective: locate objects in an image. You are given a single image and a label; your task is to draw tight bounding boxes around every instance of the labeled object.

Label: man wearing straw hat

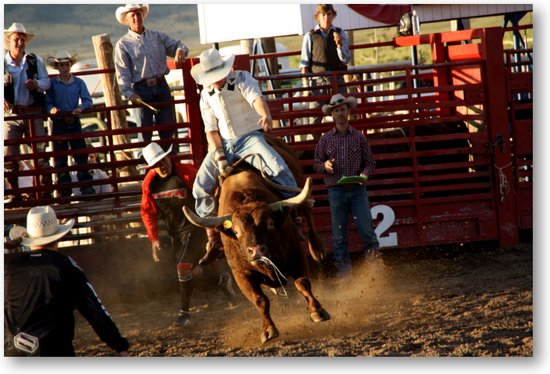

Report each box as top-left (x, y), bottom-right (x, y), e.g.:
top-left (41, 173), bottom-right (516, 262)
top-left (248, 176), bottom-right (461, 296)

top-left (45, 50), bottom-right (95, 197)
top-left (190, 48), bottom-right (298, 264)
top-left (313, 94), bottom-right (380, 277)
top-left (4, 22), bottom-right (51, 198)
top-left (139, 142), bottom-right (237, 326)
top-left (114, 4), bottom-right (189, 152)
top-left (4, 206), bottom-right (129, 356)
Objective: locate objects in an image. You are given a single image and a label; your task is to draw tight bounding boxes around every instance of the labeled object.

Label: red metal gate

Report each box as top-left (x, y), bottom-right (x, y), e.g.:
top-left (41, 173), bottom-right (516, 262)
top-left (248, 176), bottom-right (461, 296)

top-left (4, 26), bottom-right (532, 253)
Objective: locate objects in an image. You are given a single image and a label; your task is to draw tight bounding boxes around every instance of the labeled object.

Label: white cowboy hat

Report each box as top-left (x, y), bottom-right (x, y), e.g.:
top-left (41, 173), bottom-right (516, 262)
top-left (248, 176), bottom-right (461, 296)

top-left (322, 94), bottom-right (358, 116)
top-left (9, 206), bottom-right (75, 247)
top-left (47, 50), bottom-right (78, 69)
top-left (138, 142), bottom-right (172, 170)
top-left (4, 22), bottom-right (34, 46)
top-left (190, 48), bottom-right (235, 87)
top-left (116, 4), bottom-right (149, 25)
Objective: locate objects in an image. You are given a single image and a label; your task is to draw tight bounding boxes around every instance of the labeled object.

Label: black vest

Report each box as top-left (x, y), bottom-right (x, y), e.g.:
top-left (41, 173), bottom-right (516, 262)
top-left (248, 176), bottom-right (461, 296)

top-left (4, 53), bottom-right (45, 108)
top-left (309, 27), bottom-right (347, 73)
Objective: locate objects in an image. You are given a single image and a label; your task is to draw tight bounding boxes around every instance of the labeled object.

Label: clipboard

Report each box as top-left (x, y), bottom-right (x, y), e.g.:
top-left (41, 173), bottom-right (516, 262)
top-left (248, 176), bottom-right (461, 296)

top-left (337, 175), bottom-right (368, 184)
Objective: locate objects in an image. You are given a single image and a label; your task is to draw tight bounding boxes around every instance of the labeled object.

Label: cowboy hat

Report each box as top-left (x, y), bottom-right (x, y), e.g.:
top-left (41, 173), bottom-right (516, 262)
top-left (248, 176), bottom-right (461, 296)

top-left (116, 4), bottom-right (149, 25)
top-left (47, 50), bottom-right (78, 69)
top-left (138, 142), bottom-right (172, 170)
top-left (9, 206), bottom-right (74, 247)
top-left (4, 22), bottom-right (34, 46)
top-left (322, 94), bottom-right (358, 116)
top-left (190, 48), bottom-right (235, 87)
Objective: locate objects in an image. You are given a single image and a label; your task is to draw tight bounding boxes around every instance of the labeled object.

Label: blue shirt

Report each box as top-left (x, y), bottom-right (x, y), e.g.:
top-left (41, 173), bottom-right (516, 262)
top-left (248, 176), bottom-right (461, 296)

top-left (115, 28), bottom-right (189, 99)
top-left (45, 76), bottom-right (93, 113)
top-left (4, 52), bottom-right (50, 106)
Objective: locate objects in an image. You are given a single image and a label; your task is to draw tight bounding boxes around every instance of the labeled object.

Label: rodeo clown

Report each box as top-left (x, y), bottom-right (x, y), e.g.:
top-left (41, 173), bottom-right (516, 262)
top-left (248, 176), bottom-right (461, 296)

top-left (139, 142), bottom-right (237, 326)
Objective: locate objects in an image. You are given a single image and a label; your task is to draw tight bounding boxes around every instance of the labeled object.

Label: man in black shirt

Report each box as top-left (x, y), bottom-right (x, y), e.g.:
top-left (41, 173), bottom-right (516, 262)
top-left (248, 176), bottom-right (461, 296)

top-left (4, 205), bottom-right (129, 356)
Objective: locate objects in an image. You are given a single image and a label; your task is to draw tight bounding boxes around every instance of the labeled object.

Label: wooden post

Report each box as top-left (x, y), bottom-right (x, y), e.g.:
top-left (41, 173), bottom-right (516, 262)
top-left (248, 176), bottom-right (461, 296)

top-left (92, 33), bottom-right (137, 177)
top-left (260, 37), bottom-right (282, 128)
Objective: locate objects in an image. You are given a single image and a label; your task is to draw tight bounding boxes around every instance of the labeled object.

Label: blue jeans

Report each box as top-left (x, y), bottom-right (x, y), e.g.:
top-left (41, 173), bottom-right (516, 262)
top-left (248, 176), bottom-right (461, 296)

top-left (328, 184), bottom-right (379, 276)
top-left (51, 118), bottom-right (92, 196)
top-left (193, 131), bottom-right (297, 217)
top-left (133, 81), bottom-right (176, 152)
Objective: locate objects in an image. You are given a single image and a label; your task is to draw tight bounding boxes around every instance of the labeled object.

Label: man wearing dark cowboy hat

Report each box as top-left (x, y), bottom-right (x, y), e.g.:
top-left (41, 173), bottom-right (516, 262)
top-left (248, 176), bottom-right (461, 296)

top-left (313, 94), bottom-right (380, 277)
top-left (139, 142), bottom-right (237, 326)
top-left (4, 22), bottom-right (51, 199)
top-left (4, 206), bottom-right (129, 356)
top-left (114, 4), bottom-right (189, 152)
top-left (45, 50), bottom-right (95, 197)
top-left (189, 47), bottom-right (298, 264)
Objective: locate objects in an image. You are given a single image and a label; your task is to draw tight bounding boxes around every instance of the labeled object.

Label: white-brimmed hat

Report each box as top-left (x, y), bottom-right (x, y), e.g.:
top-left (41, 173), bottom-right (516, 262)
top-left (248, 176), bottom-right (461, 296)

top-left (190, 48), bottom-right (235, 87)
top-left (139, 142), bottom-right (172, 170)
top-left (322, 94), bottom-right (358, 116)
top-left (9, 206), bottom-right (75, 247)
top-left (116, 4), bottom-right (149, 25)
top-left (4, 22), bottom-right (34, 46)
top-left (47, 50), bottom-right (78, 69)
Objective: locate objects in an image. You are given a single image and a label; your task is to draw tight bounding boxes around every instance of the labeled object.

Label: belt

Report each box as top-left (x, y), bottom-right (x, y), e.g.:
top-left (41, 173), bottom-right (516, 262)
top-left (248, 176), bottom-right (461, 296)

top-left (134, 76), bottom-right (166, 87)
top-left (332, 183), bottom-right (359, 191)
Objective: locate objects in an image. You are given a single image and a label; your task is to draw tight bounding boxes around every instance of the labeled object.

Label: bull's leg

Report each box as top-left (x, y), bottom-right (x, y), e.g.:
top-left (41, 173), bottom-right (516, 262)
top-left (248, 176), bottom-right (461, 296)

top-left (294, 277), bottom-right (331, 323)
top-left (233, 273), bottom-right (279, 344)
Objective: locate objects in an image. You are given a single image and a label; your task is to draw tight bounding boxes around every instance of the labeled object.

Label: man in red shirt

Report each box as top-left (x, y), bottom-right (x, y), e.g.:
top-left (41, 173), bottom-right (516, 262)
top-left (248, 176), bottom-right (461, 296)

top-left (140, 142), bottom-right (236, 326)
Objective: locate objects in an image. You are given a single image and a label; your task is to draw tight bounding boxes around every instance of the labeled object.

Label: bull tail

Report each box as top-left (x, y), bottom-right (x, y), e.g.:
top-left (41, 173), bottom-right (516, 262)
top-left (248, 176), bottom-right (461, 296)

top-left (307, 229), bottom-right (326, 263)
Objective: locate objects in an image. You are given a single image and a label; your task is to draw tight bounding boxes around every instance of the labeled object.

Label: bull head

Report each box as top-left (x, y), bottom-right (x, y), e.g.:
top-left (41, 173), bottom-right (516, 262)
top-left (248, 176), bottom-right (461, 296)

top-left (182, 177), bottom-right (313, 229)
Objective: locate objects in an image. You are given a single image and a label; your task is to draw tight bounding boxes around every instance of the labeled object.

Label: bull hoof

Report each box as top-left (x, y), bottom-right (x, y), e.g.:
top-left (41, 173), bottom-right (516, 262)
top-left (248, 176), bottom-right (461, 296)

top-left (310, 308), bottom-right (331, 323)
top-left (260, 326), bottom-right (279, 344)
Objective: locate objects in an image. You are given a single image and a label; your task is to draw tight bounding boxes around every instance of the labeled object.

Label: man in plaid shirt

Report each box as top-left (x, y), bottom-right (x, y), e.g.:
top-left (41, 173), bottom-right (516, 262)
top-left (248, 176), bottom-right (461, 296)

top-left (314, 94), bottom-right (380, 277)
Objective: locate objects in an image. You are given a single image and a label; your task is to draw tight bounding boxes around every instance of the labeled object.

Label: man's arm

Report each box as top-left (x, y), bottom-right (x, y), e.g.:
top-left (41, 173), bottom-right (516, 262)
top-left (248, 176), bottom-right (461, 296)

top-left (252, 97), bottom-right (273, 132)
top-left (114, 41), bottom-right (137, 101)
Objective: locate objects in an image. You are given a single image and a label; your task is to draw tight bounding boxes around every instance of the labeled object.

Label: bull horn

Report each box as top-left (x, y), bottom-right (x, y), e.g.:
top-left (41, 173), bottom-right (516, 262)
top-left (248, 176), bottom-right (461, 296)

top-left (268, 177), bottom-right (312, 211)
top-left (182, 206), bottom-right (231, 228)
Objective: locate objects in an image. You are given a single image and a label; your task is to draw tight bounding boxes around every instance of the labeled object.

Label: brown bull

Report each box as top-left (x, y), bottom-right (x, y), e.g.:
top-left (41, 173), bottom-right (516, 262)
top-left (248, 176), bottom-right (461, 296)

top-left (183, 173), bottom-right (330, 344)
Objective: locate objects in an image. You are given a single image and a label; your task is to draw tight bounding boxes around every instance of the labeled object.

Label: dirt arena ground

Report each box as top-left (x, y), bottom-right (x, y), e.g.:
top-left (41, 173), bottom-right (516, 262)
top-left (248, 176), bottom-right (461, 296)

top-left (73, 241), bottom-right (533, 357)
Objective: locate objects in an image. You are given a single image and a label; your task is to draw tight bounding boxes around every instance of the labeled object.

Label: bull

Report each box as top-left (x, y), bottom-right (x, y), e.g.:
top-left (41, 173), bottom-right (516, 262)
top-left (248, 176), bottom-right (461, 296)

top-left (183, 141), bottom-right (330, 344)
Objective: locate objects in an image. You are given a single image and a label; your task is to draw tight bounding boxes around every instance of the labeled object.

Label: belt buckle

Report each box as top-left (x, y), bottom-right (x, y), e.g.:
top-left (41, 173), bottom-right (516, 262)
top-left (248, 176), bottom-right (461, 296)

top-left (146, 77), bottom-right (157, 86)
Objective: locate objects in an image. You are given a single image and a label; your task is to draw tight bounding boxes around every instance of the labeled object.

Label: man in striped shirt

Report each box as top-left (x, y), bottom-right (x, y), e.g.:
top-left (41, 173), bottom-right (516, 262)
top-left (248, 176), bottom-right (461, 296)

top-left (313, 94), bottom-right (379, 277)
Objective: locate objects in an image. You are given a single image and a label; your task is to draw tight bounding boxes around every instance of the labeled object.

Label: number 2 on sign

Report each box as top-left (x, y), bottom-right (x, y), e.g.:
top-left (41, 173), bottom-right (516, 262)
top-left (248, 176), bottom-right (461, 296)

top-left (371, 205), bottom-right (398, 248)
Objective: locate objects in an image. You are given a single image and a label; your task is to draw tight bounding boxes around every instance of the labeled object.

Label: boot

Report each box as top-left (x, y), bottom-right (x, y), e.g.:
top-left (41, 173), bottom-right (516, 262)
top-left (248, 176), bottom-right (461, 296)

top-left (199, 228), bottom-right (224, 265)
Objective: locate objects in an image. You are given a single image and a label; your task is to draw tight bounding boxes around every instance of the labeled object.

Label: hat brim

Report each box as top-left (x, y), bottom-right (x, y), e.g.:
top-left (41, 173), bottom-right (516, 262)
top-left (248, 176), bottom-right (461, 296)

top-left (16, 219), bottom-right (75, 247)
top-left (137, 144), bottom-right (172, 170)
top-left (322, 97), bottom-right (358, 116)
top-left (47, 54), bottom-right (78, 69)
top-left (190, 54), bottom-right (235, 87)
top-left (116, 4), bottom-right (150, 25)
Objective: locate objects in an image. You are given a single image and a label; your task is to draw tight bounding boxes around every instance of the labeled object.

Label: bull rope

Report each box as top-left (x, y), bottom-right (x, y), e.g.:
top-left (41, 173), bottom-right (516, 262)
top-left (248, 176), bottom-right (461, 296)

top-left (227, 153), bottom-right (303, 194)
top-left (258, 256), bottom-right (288, 297)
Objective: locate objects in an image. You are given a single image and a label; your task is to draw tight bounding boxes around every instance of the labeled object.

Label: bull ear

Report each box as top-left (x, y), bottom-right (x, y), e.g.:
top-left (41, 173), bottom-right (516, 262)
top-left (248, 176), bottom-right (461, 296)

top-left (268, 177), bottom-right (312, 212)
top-left (182, 206), bottom-right (231, 228)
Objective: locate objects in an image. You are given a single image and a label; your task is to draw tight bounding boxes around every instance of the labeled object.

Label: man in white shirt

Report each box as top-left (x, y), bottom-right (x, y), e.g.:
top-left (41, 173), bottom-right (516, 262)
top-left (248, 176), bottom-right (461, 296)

top-left (190, 48), bottom-right (298, 264)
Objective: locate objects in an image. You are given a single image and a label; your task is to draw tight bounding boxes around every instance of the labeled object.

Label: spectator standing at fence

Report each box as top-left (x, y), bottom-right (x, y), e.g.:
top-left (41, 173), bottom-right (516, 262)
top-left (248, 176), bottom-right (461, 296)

top-left (313, 94), bottom-right (379, 277)
top-left (114, 4), bottom-right (188, 152)
top-left (4, 22), bottom-right (51, 198)
top-left (45, 50), bottom-right (94, 197)
top-left (4, 205), bottom-right (129, 356)
top-left (190, 48), bottom-right (298, 264)
top-left (300, 4), bottom-right (350, 126)
top-left (139, 142), bottom-right (237, 326)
